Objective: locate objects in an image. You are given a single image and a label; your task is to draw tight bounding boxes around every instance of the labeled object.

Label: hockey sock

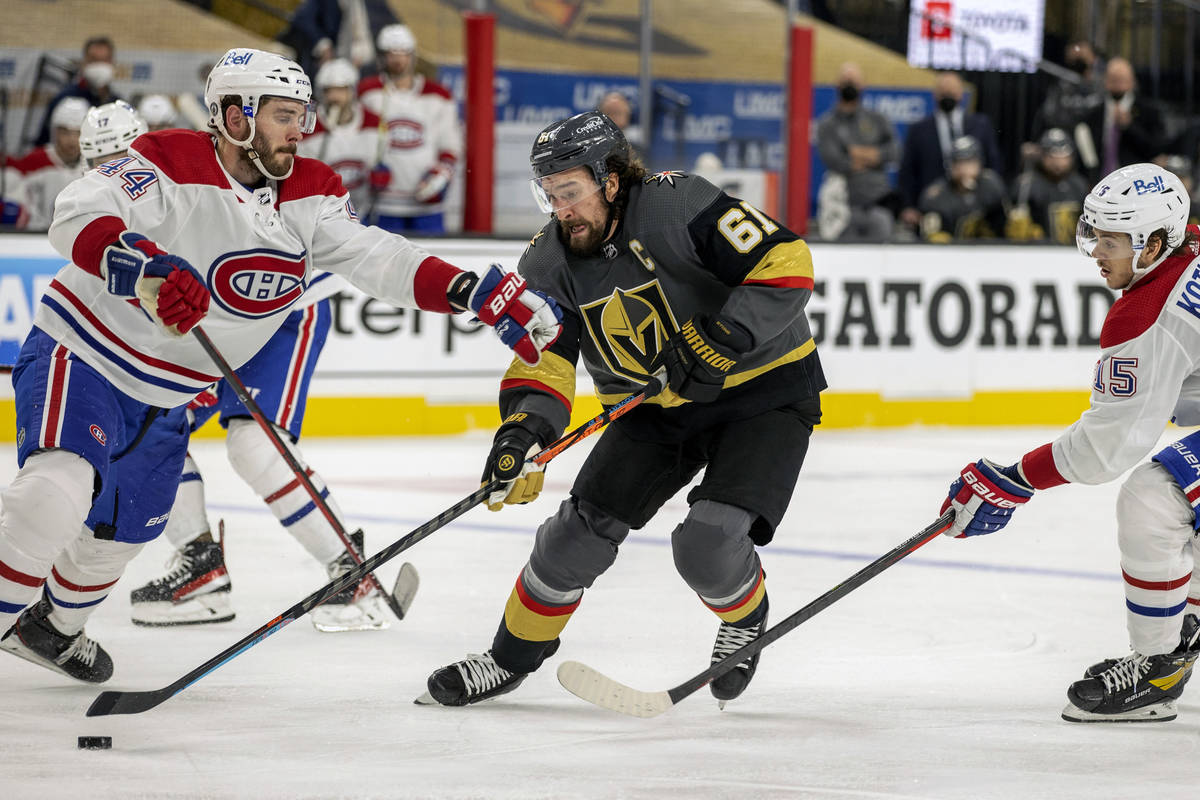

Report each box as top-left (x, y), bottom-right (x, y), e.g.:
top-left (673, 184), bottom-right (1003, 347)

top-left (702, 567), bottom-right (767, 627)
top-left (225, 418), bottom-right (347, 565)
top-left (492, 566), bottom-right (580, 673)
top-left (0, 451), bottom-right (94, 629)
top-left (47, 531), bottom-right (145, 635)
top-left (161, 454), bottom-right (212, 550)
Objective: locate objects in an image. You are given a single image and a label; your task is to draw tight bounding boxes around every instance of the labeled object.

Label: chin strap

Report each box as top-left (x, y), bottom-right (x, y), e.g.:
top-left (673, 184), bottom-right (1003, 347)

top-left (244, 143), bottom-right (293, 180)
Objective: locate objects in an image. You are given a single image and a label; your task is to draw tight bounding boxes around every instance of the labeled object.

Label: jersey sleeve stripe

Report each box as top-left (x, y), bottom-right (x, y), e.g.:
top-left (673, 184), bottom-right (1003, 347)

top-left (741, 275), bottom-right (815, 290)
top-left (499, 378), bottom-right (572, 413)
top-left (411, 256), bottom-right (460, 313)
top-left (1020, 442), bottom-right (1069, 489)
top-left (740, 240), bottom-right (814, 287)
top-left (71, 215), bottom-right (126, 277)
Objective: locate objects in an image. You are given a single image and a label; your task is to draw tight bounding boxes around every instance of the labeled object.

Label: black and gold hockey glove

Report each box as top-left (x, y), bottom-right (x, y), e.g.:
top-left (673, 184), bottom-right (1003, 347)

top-left (481, 413), bottom-right (548, 511)
top-left (651, 314), bottom-right (753, 404)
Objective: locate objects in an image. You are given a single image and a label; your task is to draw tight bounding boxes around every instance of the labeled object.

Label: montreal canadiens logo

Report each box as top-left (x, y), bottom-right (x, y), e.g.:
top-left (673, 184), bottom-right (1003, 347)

top-left (208, 249), bottom-right (308, 319)
top-left (90, 424), bottom-right (107, 445)
top-left (387, 119), bottom-right (424, 149)
top-left (330, 159), bottom-right (366, 190)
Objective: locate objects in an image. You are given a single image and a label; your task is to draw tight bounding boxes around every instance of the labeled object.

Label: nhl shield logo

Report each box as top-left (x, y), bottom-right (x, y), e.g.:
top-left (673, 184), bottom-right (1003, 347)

top-left (579, 279), bottom-right (680, 381)
top-left (208, 248), bottom-right (308, 319)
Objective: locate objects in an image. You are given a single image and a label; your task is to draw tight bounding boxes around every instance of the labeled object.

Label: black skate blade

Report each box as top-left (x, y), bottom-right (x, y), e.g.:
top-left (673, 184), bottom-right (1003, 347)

top-left (87, 687), bottom-right (175, 717)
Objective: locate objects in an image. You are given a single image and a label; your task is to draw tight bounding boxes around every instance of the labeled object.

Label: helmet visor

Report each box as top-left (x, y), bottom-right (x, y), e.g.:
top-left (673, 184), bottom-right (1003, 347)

top-left (256, 96), bottom-right (318, 135)
top-left (1076, 218), bottom-right (1135, 259)
top-left (529, 170), bottom-right (605, 214)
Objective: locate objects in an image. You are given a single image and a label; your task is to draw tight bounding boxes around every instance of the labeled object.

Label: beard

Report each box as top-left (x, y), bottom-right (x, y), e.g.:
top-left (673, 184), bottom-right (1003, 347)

top-left (243, 130), bottom-right (297, 179)
top-left (557, 213), bottom-right (610, 256)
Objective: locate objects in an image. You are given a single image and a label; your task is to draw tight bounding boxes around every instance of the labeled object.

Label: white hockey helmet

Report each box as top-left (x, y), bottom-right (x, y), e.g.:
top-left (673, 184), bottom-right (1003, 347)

top-left (50, 97), bottom-right (91, 131)
top-left (80, 100), bottom-right (148, 162)
top-left (205, 48), bottom-right (315, 144)
top-left (1077, 163), bottom-right (1191, 279)
top-left (315, 58), bottom-right (359, 91)
top-left (137, 94), bottom-right (177, 128)
top-left (377, 24), bottom-right (416, 53)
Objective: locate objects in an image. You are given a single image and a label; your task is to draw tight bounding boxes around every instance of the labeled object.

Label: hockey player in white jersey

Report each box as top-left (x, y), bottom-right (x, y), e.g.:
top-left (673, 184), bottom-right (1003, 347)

top-left (79, 100), bottom-right (148, 168)
top-left (297, 58), bottom-right (377, 212)
top-left (10, 97), bottom-right (89, 230)
top-left (938, 163), bottom-right (1200, 722)
top-left (0, 48), bottom-right (562, 683)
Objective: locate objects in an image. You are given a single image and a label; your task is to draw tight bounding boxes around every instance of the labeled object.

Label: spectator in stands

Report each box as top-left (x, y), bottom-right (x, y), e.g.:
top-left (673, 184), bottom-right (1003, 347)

top-left (814, 61), bottom-right (900, 242)
top-left (1077, 57), bottom-right (1165, 182)
top-left (597, 91), bottom-right (644, 160)
top-left (917, 135), bottom-right (1007, 243)
top-left (1006, 128), bottom-right (1090, 245)
top-left (14, 97), bottom-right (89, 230)
top-left (137, 94), bottom-right (178, 131)
top-left (298, 58), bottom-right (377, 212)
top-left (286, 0), bottom-right (399, 75)
top-left (898, 71), bottom-right (1003, 234)
top-left (358, 24), bottom-right (461, 233)
top-left (1031, 41), bottom-right (1104, 140)
top-left (35, 36), bottom-right (122, 147)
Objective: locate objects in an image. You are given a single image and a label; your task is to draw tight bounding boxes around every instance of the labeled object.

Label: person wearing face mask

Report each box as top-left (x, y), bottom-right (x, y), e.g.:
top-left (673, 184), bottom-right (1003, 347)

top-left (898, 71), bottom-right (1003, 234)
top-left (1078, 58), bottom-right (1166, 183)
top-left (814, 62), bottom-right (900, 241)
top-left (1031, 41), bottom-right (1104, 142)
top-left (35, 36), bottom-right (123, 148)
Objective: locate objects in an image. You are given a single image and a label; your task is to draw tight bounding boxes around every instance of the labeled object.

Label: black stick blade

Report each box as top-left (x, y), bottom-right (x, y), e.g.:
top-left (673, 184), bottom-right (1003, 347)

top-left (86, 687), bottom-right (174, 717)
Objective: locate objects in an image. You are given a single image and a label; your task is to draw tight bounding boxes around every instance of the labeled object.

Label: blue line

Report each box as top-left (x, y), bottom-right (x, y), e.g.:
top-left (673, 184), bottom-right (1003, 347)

top-left (203, 500), bottom-right (1122, 585)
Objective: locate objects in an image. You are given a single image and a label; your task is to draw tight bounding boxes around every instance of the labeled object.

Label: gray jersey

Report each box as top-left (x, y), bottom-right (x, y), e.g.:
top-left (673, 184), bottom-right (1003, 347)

top-left (504, 170), bottom-right (825, 444)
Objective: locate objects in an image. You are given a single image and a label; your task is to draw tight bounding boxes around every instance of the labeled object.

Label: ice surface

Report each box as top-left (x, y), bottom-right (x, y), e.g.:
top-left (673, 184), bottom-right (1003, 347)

top-left (2, 427), bottom-right (1197, 799)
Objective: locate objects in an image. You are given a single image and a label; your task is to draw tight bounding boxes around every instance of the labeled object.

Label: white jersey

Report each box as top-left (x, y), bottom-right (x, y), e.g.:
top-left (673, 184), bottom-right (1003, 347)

top-left (1021, 228), bottom-right (1200, 488)
top-left (296, 104), bottom-right (380, 214)
top-left (11, 145), bottom-right (86, 230)
top-left (42, 129), bottom-right (465, 409)
top-left (357, 73), bottom-right (461, 217)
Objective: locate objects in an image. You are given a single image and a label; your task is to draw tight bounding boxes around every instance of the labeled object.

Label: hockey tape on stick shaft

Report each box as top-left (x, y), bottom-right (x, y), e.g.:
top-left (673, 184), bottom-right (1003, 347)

top-left (556, 510), bottom-right (955, 718)
top-left (85, 374), bottom-right (662, 717)
top-left (191, 327), bottom-right (409, 622)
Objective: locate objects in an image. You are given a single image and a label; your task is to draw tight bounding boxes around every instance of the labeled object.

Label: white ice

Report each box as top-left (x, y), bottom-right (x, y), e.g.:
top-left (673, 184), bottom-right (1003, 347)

top-left (2, 427), bottom-right (1198, 799)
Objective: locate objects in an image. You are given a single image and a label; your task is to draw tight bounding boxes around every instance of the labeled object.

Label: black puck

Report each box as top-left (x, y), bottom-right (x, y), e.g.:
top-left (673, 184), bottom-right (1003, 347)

top-left (78, 736), bottom-right (112, 750)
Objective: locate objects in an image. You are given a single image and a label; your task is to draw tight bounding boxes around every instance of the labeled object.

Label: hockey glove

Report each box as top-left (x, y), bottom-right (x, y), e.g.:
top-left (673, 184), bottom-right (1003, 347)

top-left (368, 163), bottom-right (391, 191)
top-left (482, 413), bottom-right (547, 512)
top-left (102, 232), bottom-right (210, 336)
top-left (454, 264), bottom-right (563, 367)
top-left (940, 458), bottom-right (1034, 538)
top-left (413, 162), bottom-right (453, 204)
top-left (651, 314), bottom-right (752, 404)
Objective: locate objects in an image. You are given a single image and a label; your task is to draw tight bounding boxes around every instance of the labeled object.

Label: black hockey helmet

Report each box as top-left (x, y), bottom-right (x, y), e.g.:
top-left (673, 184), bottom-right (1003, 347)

top-left (530, 111), bottom-right (629, 185)
top-left (1039, 127), bottom-right (1074, 157)
top-left (949, 135), bottom-right (982, 163)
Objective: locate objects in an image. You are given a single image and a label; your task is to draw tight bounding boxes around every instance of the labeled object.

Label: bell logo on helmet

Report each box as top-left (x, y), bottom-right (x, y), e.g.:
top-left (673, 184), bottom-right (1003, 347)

top-left (1133, 176), bottom-right (1167, 195)
top-left (208, 249), bottom-right (308, 319)
top-left (221, 51), bottom-right (254, 67)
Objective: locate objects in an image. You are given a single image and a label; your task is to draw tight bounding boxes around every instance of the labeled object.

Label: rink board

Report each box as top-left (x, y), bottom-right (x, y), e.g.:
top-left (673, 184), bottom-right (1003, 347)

top-left (0, 234), bottom-right (1102, 436)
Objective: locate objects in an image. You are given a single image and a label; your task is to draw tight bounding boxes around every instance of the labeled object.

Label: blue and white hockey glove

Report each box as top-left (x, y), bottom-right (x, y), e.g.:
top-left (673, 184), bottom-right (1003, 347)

top-left (941, 458), bottom-right (1034, 537)
top-left (102, 232), bottom-right (210, 335)
top-left (454, 264), bottom-right (563, 367)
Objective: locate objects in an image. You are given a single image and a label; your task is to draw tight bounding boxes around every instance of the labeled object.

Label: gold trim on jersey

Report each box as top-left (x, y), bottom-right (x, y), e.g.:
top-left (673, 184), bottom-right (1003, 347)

top-left (501, 350), bottom-right (577, 409)
top-left (593, 336), bottom-right (817, 406)
top-left (743, 239), bottom-right (814, 284)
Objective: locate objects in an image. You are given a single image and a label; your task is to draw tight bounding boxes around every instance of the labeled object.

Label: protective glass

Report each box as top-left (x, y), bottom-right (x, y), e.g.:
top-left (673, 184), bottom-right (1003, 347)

top-left (1076, 219), bottom-right (1135, 259)
top-left (530, 171), bottom-right (605, 214)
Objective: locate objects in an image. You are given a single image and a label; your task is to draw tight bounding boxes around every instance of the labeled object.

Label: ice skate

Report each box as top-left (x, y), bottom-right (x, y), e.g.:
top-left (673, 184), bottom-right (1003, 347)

top-left (311, 530), bottom-right (389, 632)
top-left (1080, 612), bottom-right (1200, 680)
top-left (416, 639), bottom-right (560, 706)
top-left (710, 599), bottom-right (769, 709)
top-left (130, 522), bottom-right (233, 626)
top-left (0, 593), bottom-right (113, 683)
top-left (1062, 646), bottom-right (1195, 723)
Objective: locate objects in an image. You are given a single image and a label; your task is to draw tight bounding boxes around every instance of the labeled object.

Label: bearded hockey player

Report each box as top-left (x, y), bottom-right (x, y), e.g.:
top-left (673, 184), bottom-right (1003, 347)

top-left (938, 163), bottom-right (1200, 722)
top-left (0, 48), bottom-right (561, 683)
top-left (420, 112), bottom-right (826, 708)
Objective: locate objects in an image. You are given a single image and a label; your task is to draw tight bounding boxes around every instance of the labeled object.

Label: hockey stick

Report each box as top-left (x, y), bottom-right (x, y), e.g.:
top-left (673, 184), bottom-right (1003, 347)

top-left (556, 510), bottom-right (956, 718)
top-left (191, 326), bottom-right (413, 623)
top-left (86, 376), bottom-right (663, 717)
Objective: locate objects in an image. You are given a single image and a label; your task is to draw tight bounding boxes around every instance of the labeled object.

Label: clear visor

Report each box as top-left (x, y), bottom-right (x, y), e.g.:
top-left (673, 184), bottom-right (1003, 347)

top-left (530, 172), bottom-right (604, 214)
top-left (253, 98), bottom-right (318, 135)
top-left (1076, 219), bottom-right (1135, 259)
top-left (299, 100), bottom-right (317, 134)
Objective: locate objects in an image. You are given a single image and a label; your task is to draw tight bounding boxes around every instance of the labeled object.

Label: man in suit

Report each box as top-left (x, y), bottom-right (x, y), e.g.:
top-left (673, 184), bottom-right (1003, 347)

top-left (1077, 58), bottom-right (1165, 183)
top-left (899, 71), bottom-right (1003, 232)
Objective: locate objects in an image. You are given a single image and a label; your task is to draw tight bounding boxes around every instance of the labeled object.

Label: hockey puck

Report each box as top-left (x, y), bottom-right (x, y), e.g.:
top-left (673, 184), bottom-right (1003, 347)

top-left (77, 736), bottom-right (112, 750)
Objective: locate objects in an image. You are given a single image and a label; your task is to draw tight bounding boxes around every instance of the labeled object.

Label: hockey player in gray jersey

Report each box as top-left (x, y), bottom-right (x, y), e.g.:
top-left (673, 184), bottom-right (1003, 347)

top-left (420, 112), bottom-right (826, 707)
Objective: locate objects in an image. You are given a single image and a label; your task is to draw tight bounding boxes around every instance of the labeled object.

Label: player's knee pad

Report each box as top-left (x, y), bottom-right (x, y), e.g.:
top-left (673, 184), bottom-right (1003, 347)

top-left (0, 449), bottom-right (95, 564)
top-left (671, 500), bottom-right (758, 599)
top-left (225, 417), bottom-right (302, 497)
top-left (56, 530), bottom-right (146, 582)
top-left (526, 497), bottom-right (630, 593)
top-left (1117, 462), bottom-right (1196, 564)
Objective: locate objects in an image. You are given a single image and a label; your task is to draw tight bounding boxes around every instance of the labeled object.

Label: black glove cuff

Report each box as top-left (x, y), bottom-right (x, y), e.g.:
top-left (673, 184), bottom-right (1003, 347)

top-left (447, 271), bottom-right (479, 312)
top-left (701, 314), bottom-right (753, 354)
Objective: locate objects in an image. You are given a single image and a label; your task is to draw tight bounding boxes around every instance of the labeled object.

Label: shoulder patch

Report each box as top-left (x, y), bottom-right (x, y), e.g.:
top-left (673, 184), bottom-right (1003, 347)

top-left (644, 170), bottom-right (687, 187)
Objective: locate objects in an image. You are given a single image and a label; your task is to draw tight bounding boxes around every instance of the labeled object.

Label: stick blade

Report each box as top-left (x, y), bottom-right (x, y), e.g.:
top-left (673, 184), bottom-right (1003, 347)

top-left (556, 660), bottom-right (673, 718)
top-left (86, 687), bottom-right (173, 717)
top-left (392, 562), bottom-right (420, 616)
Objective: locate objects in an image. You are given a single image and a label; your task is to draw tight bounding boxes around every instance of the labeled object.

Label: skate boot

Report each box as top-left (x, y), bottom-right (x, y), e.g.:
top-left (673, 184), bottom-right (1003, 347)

top-left (311, 530), bottom-right (389, 632)
top-left (710, 598), bottom-right (769, 708)
top-left (1062, 645), bottom-right (1196, 723)
top-left (0, 593), bottom-right (113, 683)
top-left (130, 522), bottom-right (233, 626)
top-left (417, 639), bottom-right (560, 707)
top-left (1082, 613), bottom-right (1200, 680)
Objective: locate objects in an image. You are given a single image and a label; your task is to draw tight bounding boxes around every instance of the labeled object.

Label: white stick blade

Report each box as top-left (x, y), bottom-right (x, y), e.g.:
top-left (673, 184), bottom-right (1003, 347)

top-left (392, 562), bottom-right (420, 614)
top-left (556, 660), bottom-right (672, 718)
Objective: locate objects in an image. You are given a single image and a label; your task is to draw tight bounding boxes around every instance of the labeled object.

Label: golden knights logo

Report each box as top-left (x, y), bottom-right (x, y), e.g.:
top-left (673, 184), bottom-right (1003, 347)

top-left (579, 280), bottom-right (680, 381)
top-left (644, 170), bottom-right (686, 187)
